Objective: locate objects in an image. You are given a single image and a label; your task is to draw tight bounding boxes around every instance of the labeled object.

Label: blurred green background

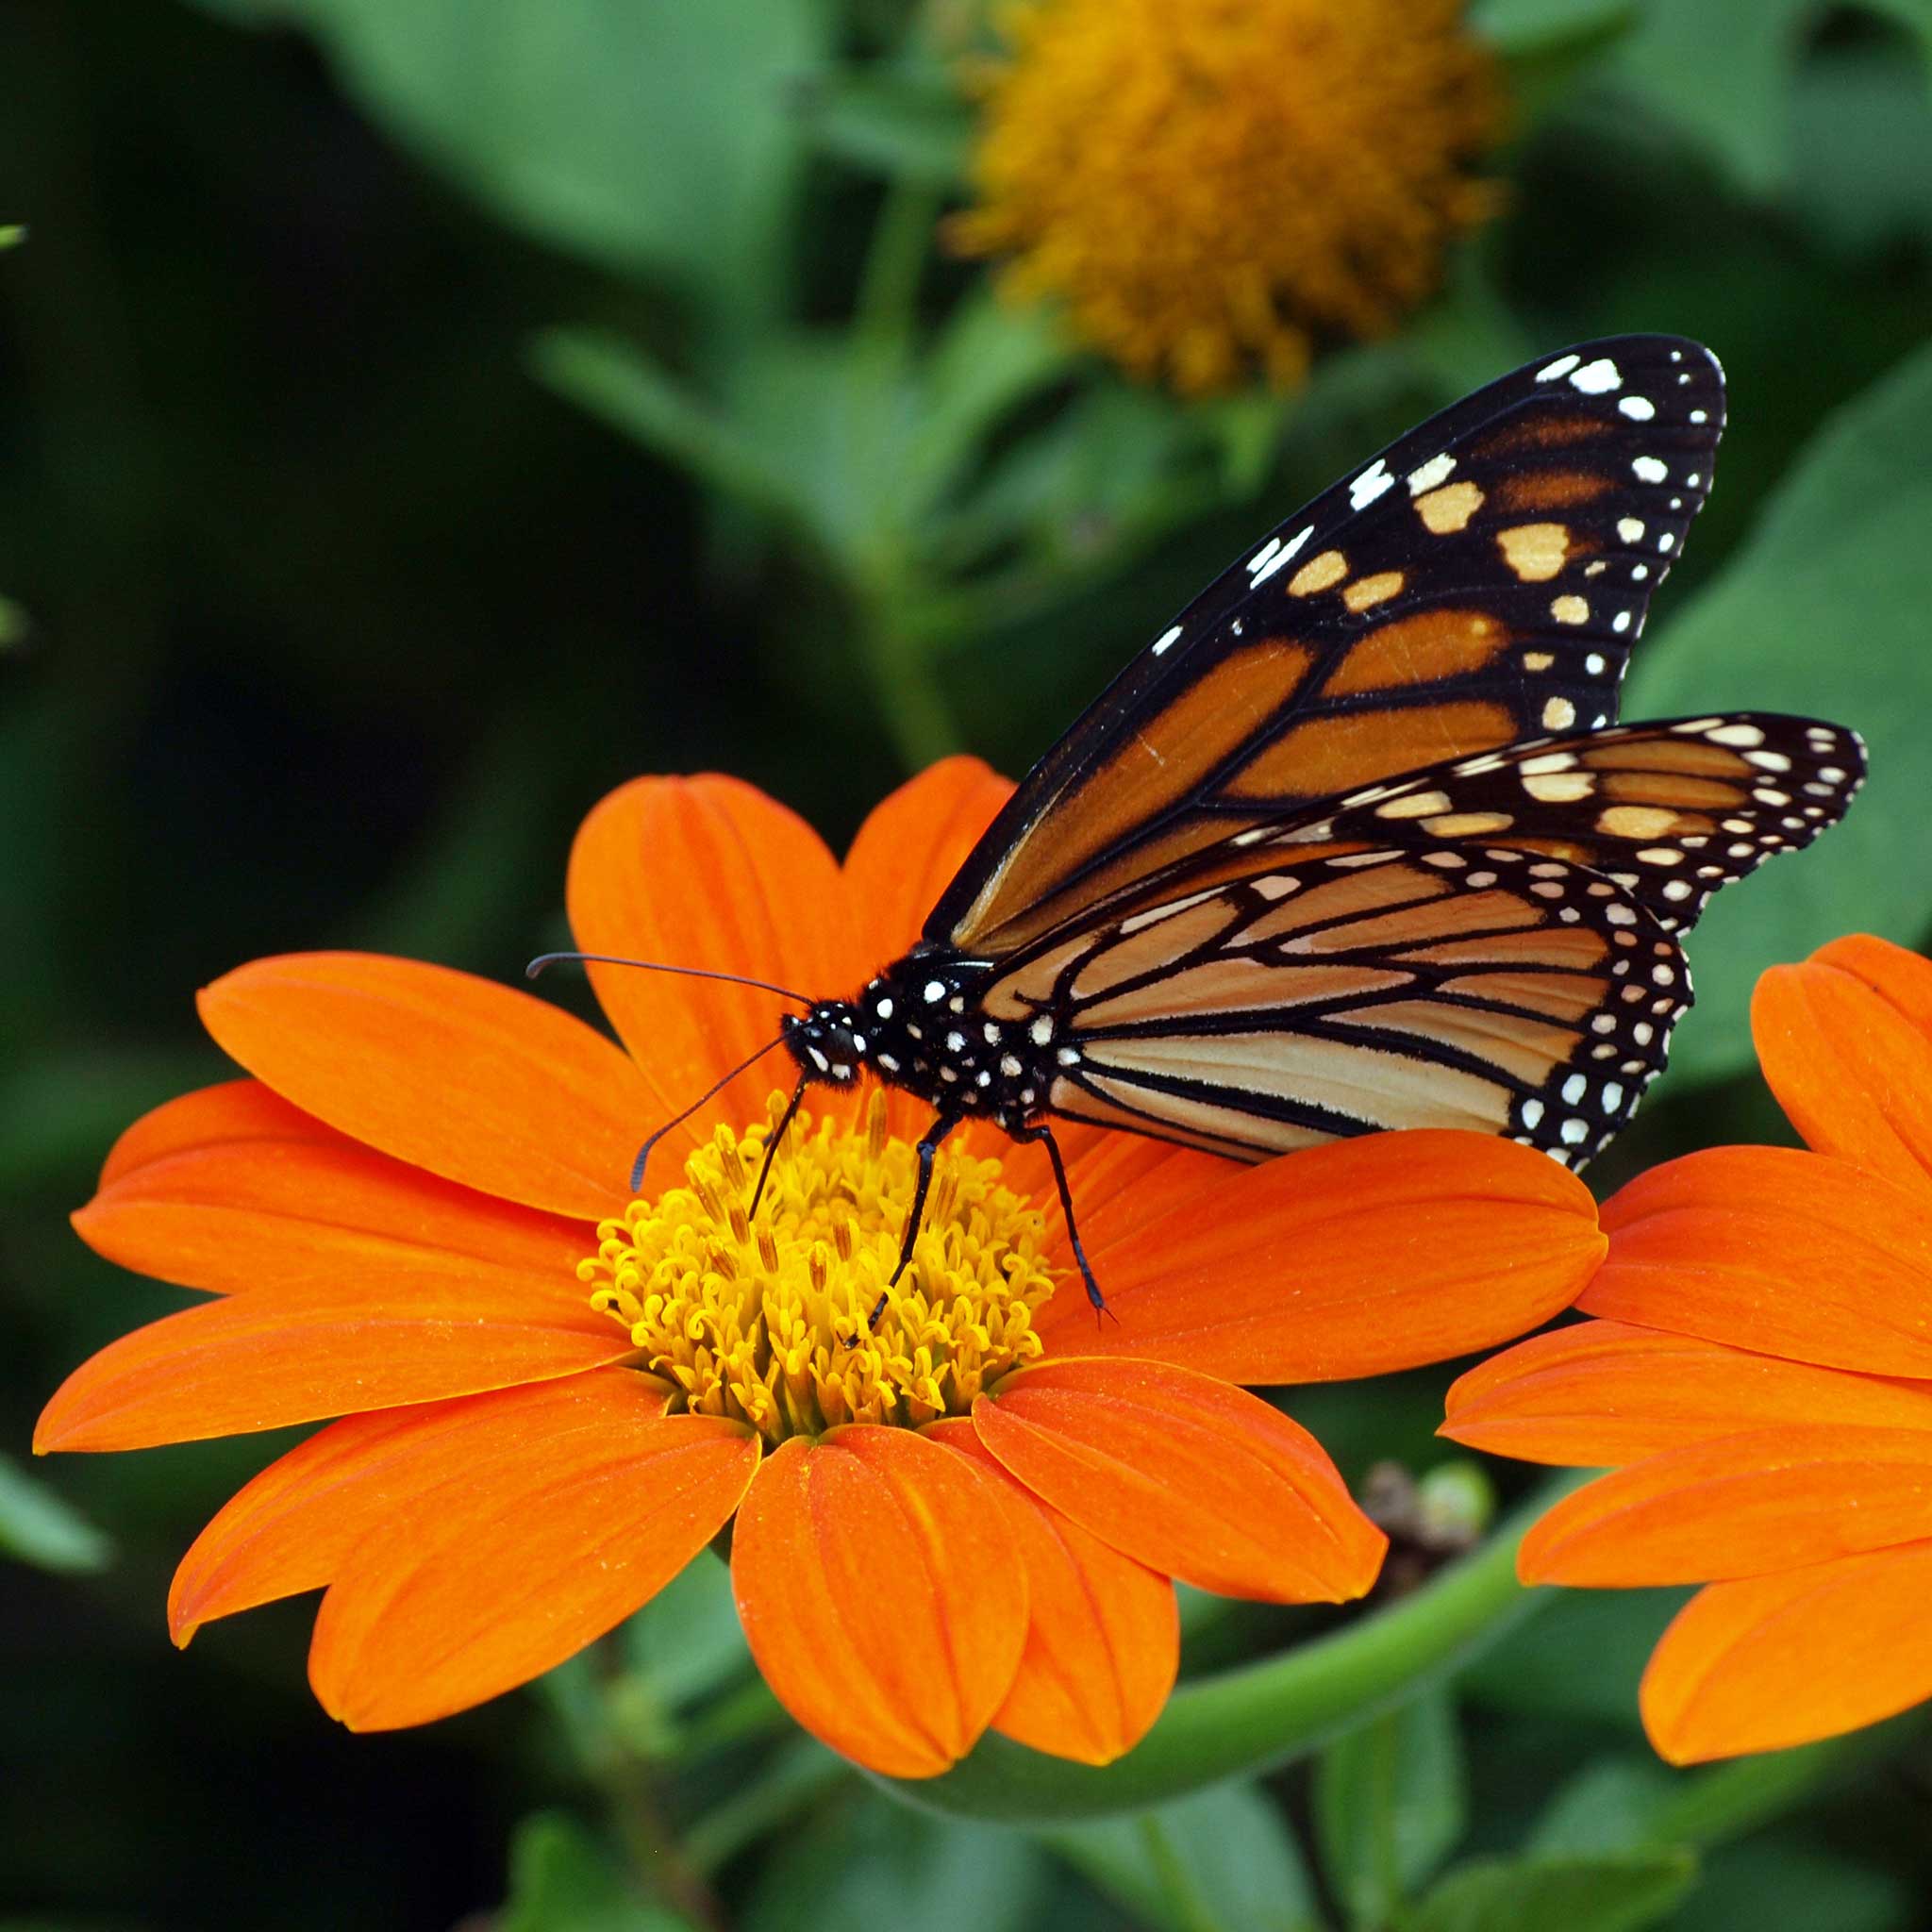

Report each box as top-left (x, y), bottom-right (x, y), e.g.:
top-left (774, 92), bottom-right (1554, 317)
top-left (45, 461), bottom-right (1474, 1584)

top-left (7, 1), bottom-right (1932, 1927)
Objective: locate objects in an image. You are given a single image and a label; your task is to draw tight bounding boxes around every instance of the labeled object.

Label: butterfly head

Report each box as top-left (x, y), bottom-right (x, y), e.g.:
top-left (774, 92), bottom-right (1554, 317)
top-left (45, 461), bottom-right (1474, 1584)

top-left (781, 1001), bottom-right (868, 1088)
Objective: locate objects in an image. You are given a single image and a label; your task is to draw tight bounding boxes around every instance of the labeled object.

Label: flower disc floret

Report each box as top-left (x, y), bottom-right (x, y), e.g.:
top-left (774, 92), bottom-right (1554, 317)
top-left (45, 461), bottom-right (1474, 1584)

top-left (954, 0), bottom-right (1505, 392)
top-left (580, 1091), bottom-right (1058, 1442)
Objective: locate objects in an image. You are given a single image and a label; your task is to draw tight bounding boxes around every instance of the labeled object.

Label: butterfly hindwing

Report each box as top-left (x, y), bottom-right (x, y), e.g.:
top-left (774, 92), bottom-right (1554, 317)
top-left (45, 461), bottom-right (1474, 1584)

top-left (967, 711), bottom-right (1863, 1173)
top-left (933, 336), bottom-right (1728, 956)
top-left (1026, 848), bottom-right (1687, 1170)
top-left (1271, 713), bottom-right (1868, 933)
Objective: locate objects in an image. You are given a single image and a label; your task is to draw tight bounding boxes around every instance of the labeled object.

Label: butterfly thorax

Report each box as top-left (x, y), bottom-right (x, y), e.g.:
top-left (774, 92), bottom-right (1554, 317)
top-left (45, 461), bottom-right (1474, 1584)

top-left (782, 952), bottom-right (1061, 1133)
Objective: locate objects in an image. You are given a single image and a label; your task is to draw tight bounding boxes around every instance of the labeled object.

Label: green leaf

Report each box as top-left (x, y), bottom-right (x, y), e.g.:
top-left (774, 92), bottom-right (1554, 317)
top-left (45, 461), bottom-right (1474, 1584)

top-left (1037, 1782), bottom-right (1323, 1932)
top-left (907, 290), bottom-right (1082, 521)
top-left (1606, 0), bottom-right (1811, 193)
top-left (1662, 1841), bottom-right (1911, 1932)
top-left (1788, 39), bottom-right (1932, 258)
top-left (1410, 1851), bottom-right (1698, 1932)
top-left (1314, 1691), bottom-right (1467, 1924)
top-left (619, 1550), bottom-right (749, 1713)
top-left (1529, 1758), bottom-right (1680, 1856)
top-left (1459, 1584), bottom-right (1687, 1729)
top-left (1474, 0), bottom-right (1638, 119)
top-left (498, 1813), bottom-right (695, 1932)
top-left (741, 1792), bottom-right (1052, 1932)
top-left (208, 0), bottom-right (826, 321)
top-left (1626, 338), bottom-right (1932, 1087)
top-left (531, 329), bottom-right (823, 551)
top-left (1474, 0), bottom-right (1634, 55)
top-left (804, 67), bottom-right (973, 187)
top-left (0, 1457), bottom-right (112, 1574)
top-left (0, 224), bottom-right (25, 249)
top-left (1529, 1719), bottom-right (1923, 1861)
top-left (880, 1477), bottom-right (1579, 1822)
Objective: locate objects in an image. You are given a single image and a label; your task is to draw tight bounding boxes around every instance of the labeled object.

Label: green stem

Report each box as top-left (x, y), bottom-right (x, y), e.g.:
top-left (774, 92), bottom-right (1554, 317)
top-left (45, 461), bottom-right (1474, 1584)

top-left (854, 175), bottom-right (941, 371)
top-left (856, 598), bottom-right (966, 766)
top-left (880, 1475), bottom-right (1583, 1822)
top-left (846, 174), bottom-right (964, 768)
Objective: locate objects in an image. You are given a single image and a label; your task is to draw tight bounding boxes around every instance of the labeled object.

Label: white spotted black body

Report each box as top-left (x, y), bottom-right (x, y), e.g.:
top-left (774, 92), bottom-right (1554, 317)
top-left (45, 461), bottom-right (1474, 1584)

top-left (782, 951), bottom-right (1062, 1138)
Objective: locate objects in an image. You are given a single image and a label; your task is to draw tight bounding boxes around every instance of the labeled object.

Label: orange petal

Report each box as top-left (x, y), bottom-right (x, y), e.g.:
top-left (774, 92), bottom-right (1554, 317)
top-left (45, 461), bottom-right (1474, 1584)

top-left (925, 1416), bottom-right (1177, 1766)
top-left (34, 1277), bottom-right (631, 1453)
top-left (198, 953), bottom-right (654, 1221)
top-left (99, 1080), bottom-right (345, 1188)
top-left (973, 1357), bottom-right (1385, 1602)
top-left (1046, 1133), bottom-right (1242, 1263)
top-left (1810, 934), bottom-right (1932, 1032)
top-left (75, 1113), bottom-right (591, 1299)
top-left (171, 1370), bottom-right (674, 1641)
top-left (841, 758), bottom-right (1013, 971)
top-left (567, 776), bottom-right (860, 1181)
top-left (308, 1400), bottom-right (757, 1729)
top-left (1441, 1320), bottom-right (1932, 1467)
top-left (1590, 1147), bottom-right (1932, 1375)
top-left (1754, 940), bottom-right (1932, 1203)
top-left (730, 1426), bottom-right (1029, 1778)
top-left (1035, 1131), bottom-right (1602, 1382)
top-left (1519, 1424), bottom-right (1932, 1586)
top-left (1641, 1541), bottom-right (1932, 1762)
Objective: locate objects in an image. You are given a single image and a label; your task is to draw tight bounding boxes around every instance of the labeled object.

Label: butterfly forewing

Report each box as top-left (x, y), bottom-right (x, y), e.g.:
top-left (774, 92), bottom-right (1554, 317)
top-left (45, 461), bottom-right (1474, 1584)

top-left (932, 337), bottom-right (1728, 957)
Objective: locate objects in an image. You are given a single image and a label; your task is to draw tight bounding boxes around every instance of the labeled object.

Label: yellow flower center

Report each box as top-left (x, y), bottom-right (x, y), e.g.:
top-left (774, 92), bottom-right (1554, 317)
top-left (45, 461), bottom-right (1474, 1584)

top-left (952, 0), bottom-right (1505, 393)
top-left (579, 1091), bottom-right (1061, 1443)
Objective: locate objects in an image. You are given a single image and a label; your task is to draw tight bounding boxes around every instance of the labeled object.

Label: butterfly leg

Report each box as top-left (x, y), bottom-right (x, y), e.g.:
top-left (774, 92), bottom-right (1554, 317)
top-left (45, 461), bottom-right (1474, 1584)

top-left (871, 1111), bottom-right (961, 1328)
top-left (748, 1074), bottom-right (811, 1221)
top-left (1011, 1121), bottom-right (1114, 1324)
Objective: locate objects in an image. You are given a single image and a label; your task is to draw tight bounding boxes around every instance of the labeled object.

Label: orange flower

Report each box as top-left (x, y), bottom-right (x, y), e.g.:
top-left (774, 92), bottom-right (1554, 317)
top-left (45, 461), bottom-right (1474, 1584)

top-left (1442, 934), bottom-right (1932, 1765)
top-left (40, 760), bottom-right (1603, 1777)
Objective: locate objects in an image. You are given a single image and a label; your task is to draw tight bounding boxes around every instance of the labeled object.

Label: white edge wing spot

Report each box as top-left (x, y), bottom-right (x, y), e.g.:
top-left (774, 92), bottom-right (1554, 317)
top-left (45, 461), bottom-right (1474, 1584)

top-left (1253, 524), bottom-right (1313, 586)
top-left (1349, 459), bottom-right (1394, 511)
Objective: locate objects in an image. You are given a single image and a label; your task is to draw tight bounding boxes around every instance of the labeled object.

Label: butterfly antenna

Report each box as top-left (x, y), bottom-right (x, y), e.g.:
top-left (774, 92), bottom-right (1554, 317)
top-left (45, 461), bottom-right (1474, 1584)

top-left (526, 951), bottom-right (814, 1007)
top-left (627, 1033), bottom-right (792, 1193)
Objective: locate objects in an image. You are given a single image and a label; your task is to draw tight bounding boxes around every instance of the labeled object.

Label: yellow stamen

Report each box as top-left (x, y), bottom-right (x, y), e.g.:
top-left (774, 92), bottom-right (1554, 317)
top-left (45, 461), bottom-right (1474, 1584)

top-left (580, 1090), bottom-right (1062, 1443)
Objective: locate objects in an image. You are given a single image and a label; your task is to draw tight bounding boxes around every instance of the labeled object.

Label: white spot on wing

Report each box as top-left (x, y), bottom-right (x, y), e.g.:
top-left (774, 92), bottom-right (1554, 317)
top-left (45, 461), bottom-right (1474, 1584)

top-left (1350, 459), bottom-right (1394, 511)
top-left (1570, 358), bottom-right (1622, 393)
top-left (1153, 624), bottom-right (1183, 656)
top-left (1537, 353), bottom-right (1580, 383)
top-left (1252, 525), bottom-right (1312, 586)
top-left (1406, 452), bottom-right (1456, 494)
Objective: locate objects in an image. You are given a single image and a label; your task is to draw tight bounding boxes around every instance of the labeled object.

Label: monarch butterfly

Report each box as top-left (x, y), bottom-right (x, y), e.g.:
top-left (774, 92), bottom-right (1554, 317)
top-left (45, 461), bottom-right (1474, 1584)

top-left (544, 336), bottom-right (1863, 1317)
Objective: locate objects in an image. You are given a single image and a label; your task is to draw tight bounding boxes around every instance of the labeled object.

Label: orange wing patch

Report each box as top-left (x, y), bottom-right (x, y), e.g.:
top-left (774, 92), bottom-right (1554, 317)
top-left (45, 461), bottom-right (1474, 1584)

top-left (952, 637), bottom-right (1315, 951)
top-left (1494, 469), bottom-right (1617, 511)
top-left (1322, 610), bottom-right (1513, 697)
top-left (1225, 701), bottom-right (1518, 801)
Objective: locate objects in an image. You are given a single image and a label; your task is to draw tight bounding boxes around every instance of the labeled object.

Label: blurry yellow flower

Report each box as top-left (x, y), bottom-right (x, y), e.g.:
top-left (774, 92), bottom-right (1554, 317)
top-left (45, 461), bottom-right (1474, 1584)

top-left (953, 0), bottom-right (1505, 393)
